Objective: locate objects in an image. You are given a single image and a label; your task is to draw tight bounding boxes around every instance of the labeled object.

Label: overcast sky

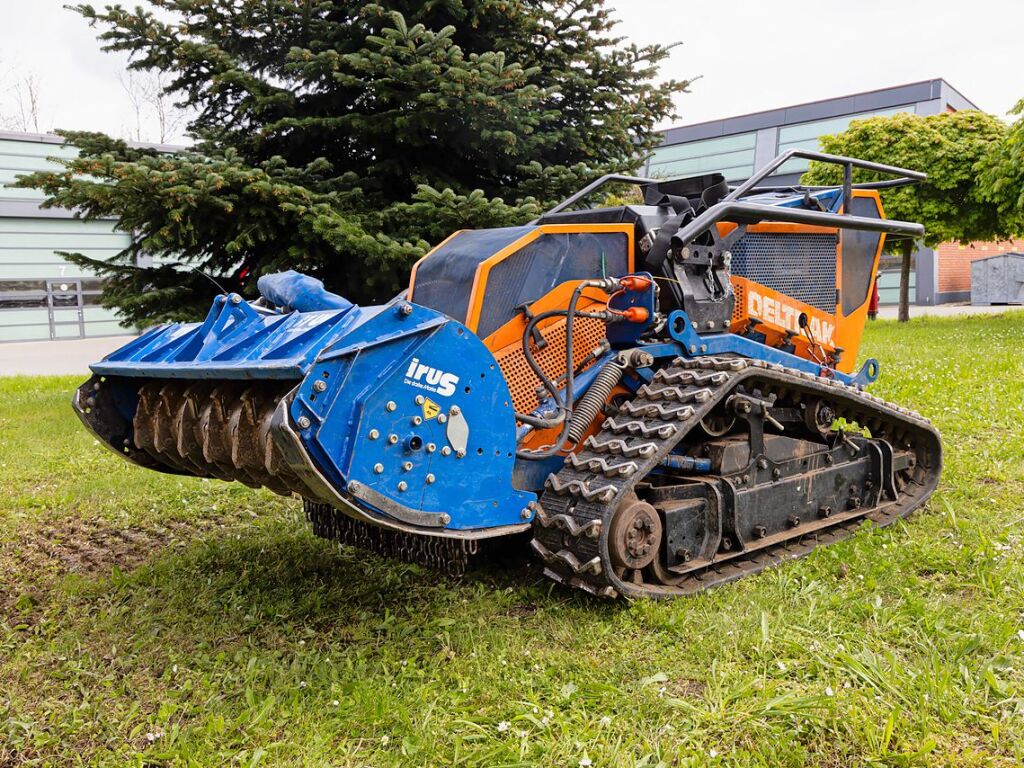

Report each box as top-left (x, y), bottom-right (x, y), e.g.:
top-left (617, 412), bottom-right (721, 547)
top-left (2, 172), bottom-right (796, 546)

top-left (0, 0), bottom-right (1020, 144)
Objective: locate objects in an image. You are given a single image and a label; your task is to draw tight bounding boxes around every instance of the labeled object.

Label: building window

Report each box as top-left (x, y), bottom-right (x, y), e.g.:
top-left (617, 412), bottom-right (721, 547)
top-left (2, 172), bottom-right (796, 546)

top-left (775, 106), bottom-right (915, 174)
top-left (647, 132), bottom-right (756, 182)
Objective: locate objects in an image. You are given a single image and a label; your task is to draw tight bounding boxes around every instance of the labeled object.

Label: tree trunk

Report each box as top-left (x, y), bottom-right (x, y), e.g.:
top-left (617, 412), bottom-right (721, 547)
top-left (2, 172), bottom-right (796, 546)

top-left (898, 240), bottom-right (913, 323)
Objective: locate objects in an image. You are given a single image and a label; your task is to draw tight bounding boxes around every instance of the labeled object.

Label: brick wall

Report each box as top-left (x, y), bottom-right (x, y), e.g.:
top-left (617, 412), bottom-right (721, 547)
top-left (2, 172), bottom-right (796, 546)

top-left (936, 239), bottom-right (1024, 294)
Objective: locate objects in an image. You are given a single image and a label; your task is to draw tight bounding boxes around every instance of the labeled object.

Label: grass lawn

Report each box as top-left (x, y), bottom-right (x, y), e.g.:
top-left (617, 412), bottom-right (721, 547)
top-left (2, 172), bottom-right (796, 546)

top-left (2, 312), bottom-right (1024, 767)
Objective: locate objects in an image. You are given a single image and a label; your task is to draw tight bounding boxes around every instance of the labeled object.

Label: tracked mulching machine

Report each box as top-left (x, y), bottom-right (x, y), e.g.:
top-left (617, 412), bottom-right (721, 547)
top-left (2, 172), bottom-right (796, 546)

top-left (75, 150), bottom-right (941, 598)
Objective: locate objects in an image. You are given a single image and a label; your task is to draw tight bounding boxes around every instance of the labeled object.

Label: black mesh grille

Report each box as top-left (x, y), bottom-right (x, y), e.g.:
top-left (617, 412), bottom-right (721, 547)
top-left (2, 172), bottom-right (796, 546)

top-left (478, 232), bottom-right (628, 338)
top-left (411, 226), bottom-right (533, 323)
top-left (731, 233), bottom-right (838, 313)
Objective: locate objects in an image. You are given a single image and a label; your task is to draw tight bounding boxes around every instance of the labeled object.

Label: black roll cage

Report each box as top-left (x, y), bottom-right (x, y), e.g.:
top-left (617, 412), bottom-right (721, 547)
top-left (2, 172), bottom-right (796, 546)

top-left (540, 149), bottom-right (927, 244)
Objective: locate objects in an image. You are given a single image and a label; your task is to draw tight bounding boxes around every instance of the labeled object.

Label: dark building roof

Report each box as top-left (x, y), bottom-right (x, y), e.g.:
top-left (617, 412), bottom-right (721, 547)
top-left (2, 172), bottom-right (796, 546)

top-left (658, 79), bottom-right (978, 146)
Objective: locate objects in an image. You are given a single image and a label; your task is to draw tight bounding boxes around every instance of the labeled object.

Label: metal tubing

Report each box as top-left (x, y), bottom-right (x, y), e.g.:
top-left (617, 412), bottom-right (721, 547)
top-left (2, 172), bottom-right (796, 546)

top-left (542, 174), bottom-right (656, 217)
top-left (842, 163), bottom-right (853, 216)
top-left (724, 149), bottom-right (926, 202)
top-left (749, 178), bottom-right (919, 193)
top-left (670, 201), bottom-right (925, 247)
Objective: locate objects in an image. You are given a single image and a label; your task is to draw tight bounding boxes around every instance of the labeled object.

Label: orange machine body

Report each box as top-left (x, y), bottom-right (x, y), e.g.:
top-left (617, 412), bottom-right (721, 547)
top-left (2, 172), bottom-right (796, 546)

top-left (724, 190), bottom-right (887, 373)
top-left (407, 191), bottom-right (888, 444)
top-left (408, 223), bottom-right (634, 451)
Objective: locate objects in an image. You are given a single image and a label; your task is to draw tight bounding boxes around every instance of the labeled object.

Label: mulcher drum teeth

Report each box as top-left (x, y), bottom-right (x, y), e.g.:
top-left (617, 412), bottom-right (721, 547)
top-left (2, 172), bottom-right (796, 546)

top-left (533, 356), bottom-right (942, 599)
top-left (305, 499), bottom-right (502, 576)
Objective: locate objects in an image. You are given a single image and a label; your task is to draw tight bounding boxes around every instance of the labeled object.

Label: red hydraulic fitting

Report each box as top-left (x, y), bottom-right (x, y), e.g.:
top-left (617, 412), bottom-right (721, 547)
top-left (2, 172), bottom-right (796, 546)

top-left (619, 306), bottom-right (650, 323)
top-left (619, 275), bottom-right (653, 292)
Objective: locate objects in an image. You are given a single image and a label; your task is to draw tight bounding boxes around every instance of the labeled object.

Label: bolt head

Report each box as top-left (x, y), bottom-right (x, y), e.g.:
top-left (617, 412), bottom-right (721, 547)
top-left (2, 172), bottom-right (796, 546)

top-left (440, 513), bottom-right (451, 525)
top-left (426, 442), bottom-right (436, 453)
top-left (387, 434), bottom-right (398, 445)
top-left (369, 429), bottom-right (380, 440)
top-left (412, 415), bottom-right (423, 426)
top-left (425, 473), bottom-right (436, 484)
top-left (450, 405), bottom-right (460, 416)
top-left (520, 507), bottom-right (532, 520)
top-left (297, 416), bottom-right (311, 429)
top-left (230, 294), bottom-right (242, 304)
top-left (441, 446), bottom-right (452, 456)
top-left (437, 414), bottom-right (448, 424)
top-left (402, 461), bottom-right (413, 471)
top-left (398, 303), bottom-right (413, 316)
top-left (348, 480), bottom-right (361, 492)
top-left (313, 380), bottom-right (327, 392)
top-left (415, 395), bottom-right (425, 405)
top-left (373, 463), bottom-right (384, 474)
top-left (386, 400), bottom-right (397, 412)
top-left (397, 481), bottom-right (408, 491)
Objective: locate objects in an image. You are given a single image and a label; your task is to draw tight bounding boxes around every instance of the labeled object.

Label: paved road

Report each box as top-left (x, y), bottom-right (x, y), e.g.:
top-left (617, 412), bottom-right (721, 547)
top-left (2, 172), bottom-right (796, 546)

top-left (0, 335), bottom-right (138, 376)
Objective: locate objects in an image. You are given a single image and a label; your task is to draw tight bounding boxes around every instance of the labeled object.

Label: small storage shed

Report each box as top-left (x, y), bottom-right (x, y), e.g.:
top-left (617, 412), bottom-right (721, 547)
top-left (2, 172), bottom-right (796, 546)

top-left (971, 252), bottom-right (1024, 305)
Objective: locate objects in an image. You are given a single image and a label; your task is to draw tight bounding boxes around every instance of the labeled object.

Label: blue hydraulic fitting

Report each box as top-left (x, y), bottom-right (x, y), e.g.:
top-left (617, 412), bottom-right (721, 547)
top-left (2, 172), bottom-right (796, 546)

top-left (660, 454), bottom-right (712, 473)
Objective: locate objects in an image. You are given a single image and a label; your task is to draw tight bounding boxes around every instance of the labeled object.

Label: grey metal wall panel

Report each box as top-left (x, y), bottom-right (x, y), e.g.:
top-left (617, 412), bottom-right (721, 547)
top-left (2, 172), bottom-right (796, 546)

top-left (655, 79), bottom-right (958, 149)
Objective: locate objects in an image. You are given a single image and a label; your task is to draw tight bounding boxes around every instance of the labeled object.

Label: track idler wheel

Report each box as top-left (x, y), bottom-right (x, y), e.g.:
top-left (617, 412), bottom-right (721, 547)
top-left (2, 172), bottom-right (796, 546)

top-left (608, 497), bottom-right (662, 570)
top-left (804, 398), bottom-right (837, 435)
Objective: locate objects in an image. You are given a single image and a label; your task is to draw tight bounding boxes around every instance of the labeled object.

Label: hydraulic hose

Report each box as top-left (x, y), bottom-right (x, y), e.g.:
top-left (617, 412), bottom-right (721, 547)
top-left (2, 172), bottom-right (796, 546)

top-left (513, 308), bottom-right (609, 429)
top-left (516, 281), bottom-right (592, 460)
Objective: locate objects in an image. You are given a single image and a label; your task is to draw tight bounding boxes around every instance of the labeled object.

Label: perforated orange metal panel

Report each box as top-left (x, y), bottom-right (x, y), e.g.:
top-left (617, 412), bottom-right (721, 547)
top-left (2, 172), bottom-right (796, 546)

top-left (732, 282), bottom-right (746, 324)
top-left (492, 316), bottom-right (607, 415)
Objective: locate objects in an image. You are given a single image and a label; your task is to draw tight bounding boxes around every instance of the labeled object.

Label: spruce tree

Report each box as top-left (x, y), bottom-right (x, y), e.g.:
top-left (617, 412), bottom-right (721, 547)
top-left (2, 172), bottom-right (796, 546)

top-left (18, 1), bottom-right (688, 326)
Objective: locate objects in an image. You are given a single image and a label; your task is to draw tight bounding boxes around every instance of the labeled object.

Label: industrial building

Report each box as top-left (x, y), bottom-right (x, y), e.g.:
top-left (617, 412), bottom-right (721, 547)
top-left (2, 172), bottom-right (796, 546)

top-left (0, 131), bottom-right (136, 342)
top-left (645, 79), bottom-right (1023, 305)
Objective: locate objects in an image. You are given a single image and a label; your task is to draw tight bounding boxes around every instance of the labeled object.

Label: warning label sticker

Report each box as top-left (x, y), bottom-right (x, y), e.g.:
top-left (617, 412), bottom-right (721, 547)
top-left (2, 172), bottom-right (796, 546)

top-left (422, 398), bottom-right (441, 421)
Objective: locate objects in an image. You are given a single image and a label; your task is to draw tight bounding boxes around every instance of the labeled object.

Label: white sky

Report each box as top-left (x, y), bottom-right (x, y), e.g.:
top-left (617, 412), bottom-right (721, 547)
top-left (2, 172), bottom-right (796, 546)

top-left (0, 0), bottom-right (1020, 143)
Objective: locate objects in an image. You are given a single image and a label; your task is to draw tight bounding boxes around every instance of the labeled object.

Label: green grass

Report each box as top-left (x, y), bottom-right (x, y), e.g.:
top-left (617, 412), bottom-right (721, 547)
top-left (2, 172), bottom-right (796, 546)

top-left (2, 312), bottom-right (1024, 767)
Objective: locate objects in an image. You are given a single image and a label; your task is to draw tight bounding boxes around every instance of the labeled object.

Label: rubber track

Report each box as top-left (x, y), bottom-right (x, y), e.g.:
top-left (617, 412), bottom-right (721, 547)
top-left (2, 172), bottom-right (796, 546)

top-left (533, 356), bottom-right (942, 599)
